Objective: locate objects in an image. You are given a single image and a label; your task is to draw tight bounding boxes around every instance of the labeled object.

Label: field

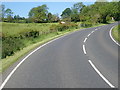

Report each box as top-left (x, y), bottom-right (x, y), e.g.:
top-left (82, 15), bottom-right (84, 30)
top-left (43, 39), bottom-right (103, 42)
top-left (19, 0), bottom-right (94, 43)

top-left (112, 25), bottom-right (120, 43)
top-left (2, 22), bottom-right (58, 36)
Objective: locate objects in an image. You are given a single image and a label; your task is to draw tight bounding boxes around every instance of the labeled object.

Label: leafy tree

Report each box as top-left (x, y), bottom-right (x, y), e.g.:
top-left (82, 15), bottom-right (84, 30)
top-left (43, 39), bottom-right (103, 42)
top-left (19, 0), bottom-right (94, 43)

top-left (47, 13), bottom-right (53, 23)
top-left (0, 4), bottom-right (5, 21)
top-left (28, 4), bottom-right (48, 23)
top-left (51, 14), bottom-right (60, 22)
top-left (0, 5), bottom-right (5, 17)
top-left (72, 2), bottom-right (85, 13)
top-left (71, 2), bottom-right (85, 22)
top-left (61, 8), bottom-right (72, 19)
top-left (5, 8), bottom-right (13, 22)
top-left (5, 8), bottom-right (13, 17)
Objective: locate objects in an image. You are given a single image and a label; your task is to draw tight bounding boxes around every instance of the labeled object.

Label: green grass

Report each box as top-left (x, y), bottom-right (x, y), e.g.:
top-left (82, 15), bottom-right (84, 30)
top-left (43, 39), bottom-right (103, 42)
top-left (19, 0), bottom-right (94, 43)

top-left (2, 22), bottom-right (58, 36)
top-left (112, 25), bottom-right (120, 43)
top-left (0, 22), bottom-right (110, 73)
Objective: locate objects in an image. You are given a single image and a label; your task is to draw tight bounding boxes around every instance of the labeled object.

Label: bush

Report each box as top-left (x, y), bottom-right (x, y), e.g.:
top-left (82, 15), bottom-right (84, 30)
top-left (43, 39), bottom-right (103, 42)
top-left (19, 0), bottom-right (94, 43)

top-left (24, 31), bottom-right (39, 38)
top-left (2, 36), bottom-right (25, 58)
top-left (80, 22), bottom-right (92, 27)
top-left (2, 30), bottom-right (39, 59)
top-left (50, 23), bottom-right (78, 32)
top-left (19, 30), bottom-right (39, 39)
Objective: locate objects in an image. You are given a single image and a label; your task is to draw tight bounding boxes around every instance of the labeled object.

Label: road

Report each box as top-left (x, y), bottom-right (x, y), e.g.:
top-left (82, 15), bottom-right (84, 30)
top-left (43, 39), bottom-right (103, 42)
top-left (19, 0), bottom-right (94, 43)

top-left (1, 22), bottom-right (119, 88)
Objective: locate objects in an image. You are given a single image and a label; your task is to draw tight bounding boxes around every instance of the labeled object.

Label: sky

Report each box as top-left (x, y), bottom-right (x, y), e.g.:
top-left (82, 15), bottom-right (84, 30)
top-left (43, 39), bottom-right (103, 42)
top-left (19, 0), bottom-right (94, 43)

top-left (2, 2), bottom-right (95, 18)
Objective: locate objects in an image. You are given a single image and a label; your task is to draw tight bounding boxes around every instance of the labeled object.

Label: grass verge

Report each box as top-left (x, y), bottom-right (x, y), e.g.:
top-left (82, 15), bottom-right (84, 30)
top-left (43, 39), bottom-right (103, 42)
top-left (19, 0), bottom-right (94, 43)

top-left (112, 25), bottom-right (120, 43)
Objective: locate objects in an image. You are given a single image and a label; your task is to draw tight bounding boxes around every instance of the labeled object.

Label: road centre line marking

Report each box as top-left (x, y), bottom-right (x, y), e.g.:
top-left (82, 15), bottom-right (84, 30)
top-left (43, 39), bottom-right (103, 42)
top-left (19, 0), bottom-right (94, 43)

top-left (95, 29), bottom-right (98, 30)
top-left (84, 38), bottom-right (87, 43)
top-left (91, 31), bottom-right (94, 33)
top-left (83, 45), bottom-right (87, 54)
top-left (87, 33), bottom-right (91, 37)
top-left (88, 60), bottom-right (115, 88)
top-left (109, 26), bottom-right (120, 46)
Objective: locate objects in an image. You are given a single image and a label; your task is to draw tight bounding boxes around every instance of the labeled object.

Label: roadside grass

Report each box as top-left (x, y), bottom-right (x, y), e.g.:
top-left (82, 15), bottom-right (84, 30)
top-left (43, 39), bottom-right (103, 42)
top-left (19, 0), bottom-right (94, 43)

top-left (2, 22), bottom-right (58, 36)
top-left (112, 25), bottom-right (120, 43)
top-left (0, 22), bottom-right (110, 73)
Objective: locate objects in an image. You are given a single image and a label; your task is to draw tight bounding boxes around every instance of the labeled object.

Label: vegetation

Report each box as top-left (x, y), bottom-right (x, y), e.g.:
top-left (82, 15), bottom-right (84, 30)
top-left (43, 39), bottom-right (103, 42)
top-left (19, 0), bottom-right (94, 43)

top-left (112, 25), bottom-right (120, 43)
top-left (2, 22), bottom-right (78, 59)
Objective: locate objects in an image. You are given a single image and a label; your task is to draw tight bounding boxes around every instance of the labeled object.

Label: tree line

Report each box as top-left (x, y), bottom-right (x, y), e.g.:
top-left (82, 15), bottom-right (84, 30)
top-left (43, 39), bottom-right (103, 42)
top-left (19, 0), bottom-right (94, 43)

top-left (0, 1), bottom-right (120, 24)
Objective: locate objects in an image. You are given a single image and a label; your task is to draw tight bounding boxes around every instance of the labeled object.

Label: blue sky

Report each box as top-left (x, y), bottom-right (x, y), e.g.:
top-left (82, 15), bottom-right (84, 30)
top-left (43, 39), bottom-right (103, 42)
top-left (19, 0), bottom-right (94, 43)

top-left (2, 2), bottom-right (94, 18)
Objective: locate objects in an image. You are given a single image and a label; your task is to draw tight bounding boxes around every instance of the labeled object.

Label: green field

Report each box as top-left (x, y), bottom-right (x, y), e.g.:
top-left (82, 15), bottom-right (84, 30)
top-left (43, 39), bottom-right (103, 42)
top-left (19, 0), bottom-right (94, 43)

top-left (112, 25), bottom-right (120, 43)
top-left (2, 22), bottom-right (58, 36)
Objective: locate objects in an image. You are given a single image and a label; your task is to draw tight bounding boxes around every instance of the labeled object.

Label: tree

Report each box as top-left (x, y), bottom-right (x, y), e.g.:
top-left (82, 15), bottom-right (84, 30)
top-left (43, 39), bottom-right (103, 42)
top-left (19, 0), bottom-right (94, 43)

top-left (47, 13), bottom-right (53, 23)
top-left (72, 2), bottom-right (85, 13)
top-left (14, 15), bottom-right (21, 22)
top-left (5, 8), bottom-right (13, 22)
top-left (0, 4), bottom-right (5, 21)
top-left (61, 8), bottom-right (72, 19)
top-left (51, 14), bottom-right (60, 22)
top-left (28, 4), bottom-right (48, 23)
top-left (71, 2), bottom-right (85, 22)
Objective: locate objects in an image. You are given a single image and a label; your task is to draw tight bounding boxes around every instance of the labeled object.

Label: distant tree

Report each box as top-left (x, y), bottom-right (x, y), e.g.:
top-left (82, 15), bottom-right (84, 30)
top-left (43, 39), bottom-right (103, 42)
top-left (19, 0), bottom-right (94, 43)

top-left (51, 14), bottom-right (60, 22)
top-left (14, 15), bottom-right (21, 22)
top-left (72, 2), bottom-right (85, 13)
top-left (28, 4), bottom-right (48, 23)
top-left (5, 8), bottom-right (13, 22)
top-left (61, 8), bottom-right (72, 19)
top-left (47, 13), bottom-right (53, 23)
top-left (109, 1), bottom-right (120, 21)
top-left (71, 2), bottom-right (85, 22)
top-left (0, 4), bottom-right (5, 21)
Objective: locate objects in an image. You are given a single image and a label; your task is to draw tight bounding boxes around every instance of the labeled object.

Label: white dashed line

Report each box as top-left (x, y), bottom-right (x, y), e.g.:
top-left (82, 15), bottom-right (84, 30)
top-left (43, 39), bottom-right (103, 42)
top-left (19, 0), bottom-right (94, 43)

top-left (87, 33), bottom-right (91, 37)
top-left (84, 38), bottom-right (87, 43)
top-left (83, 45), bottom-right (87, 54)
top-left (88, 60), bottom-right (115, 88)
top-left (91, 31), bottom-right (94, 33)
top-left (95, 29), bottom-right (98, 31)
top-left (84, 28), bottom-right (115, 88)
top-left (109, 26), bottom-right (120, 46)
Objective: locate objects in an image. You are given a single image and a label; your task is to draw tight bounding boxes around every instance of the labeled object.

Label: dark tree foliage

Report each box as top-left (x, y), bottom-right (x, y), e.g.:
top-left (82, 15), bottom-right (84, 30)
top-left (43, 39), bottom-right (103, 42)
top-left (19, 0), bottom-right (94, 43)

top-left (80, 1), bottom-right (120, 23)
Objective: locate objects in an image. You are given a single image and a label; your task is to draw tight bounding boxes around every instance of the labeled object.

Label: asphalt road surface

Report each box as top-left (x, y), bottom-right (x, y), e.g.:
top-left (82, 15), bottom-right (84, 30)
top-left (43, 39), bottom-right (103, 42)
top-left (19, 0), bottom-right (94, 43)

top-left (1, 22), bottom-right (119, 88)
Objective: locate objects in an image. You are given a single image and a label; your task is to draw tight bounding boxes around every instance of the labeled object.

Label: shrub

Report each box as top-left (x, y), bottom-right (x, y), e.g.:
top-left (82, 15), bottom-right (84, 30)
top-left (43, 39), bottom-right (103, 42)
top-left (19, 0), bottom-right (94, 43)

top-left (2, 36), bottom-right (25, 58)
top-left (24, 31), bottom-right (39, 38)
top-left (50, 23), bottom-right (78, 32)
top-left (19, 30), bottom-right (39, 39)
top-left (80, 22), bottom-right (92, 27)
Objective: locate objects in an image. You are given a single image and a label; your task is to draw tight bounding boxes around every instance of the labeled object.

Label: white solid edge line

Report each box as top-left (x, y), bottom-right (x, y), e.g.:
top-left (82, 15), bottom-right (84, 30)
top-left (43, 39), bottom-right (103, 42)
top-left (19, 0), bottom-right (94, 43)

top-left (84, 38), bottom-right (87, 43)
top-left (0, 34), bottom-right (69, 90)
top-left (88, 60), bottom-right (115, 88)
top-left (83, 45), bottom-right (87, 54)
top-left (109, 26), bottom-right (120, 46)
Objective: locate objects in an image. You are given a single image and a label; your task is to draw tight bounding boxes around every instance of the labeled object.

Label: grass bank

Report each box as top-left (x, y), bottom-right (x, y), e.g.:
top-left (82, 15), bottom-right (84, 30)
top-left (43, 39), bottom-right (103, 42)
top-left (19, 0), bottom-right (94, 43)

top-left (0, 22), bottom-right (107, 73)
top-left (112, 25), bottom-right (120, 43)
